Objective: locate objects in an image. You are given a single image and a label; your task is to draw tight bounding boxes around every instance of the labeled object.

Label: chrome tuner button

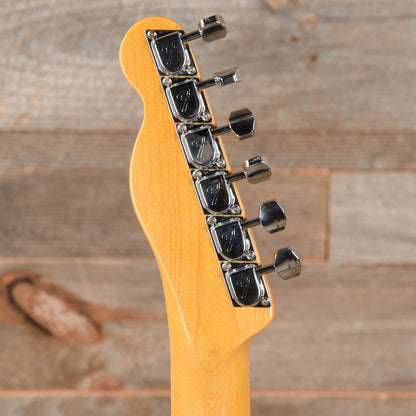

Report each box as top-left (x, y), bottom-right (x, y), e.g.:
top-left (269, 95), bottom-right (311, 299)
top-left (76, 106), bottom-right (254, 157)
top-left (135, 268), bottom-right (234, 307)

top-left (256, 248), bottom-right (302, 280)
top-left (241, 200), bottom-right (286, 233)
top-left (181, 15), bottom-right (227, 43)
top-left (227, 155), bottom-right (272, 184)
top-left (211, 108), bottom-right (255, 140)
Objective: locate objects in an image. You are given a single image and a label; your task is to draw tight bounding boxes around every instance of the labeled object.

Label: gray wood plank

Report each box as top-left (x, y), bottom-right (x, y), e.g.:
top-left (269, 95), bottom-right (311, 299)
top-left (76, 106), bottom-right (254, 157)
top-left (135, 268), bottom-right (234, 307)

top-left (0, 167), bottom-right (327, 260)
top-left (330, 173), bottom-right (416, 263)
top-left (1, 1), bottom-right (416, 132)
top-left (0, 262), bottom-right (414, 390)
top-left (2, 130), bottom-right (416, 170)
top-left (0, 395), bottom-right (415, 416)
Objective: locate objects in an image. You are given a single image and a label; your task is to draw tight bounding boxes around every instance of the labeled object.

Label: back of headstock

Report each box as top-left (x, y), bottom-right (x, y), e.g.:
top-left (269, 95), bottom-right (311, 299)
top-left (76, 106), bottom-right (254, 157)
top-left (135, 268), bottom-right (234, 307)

top-left (120, 15), bottom-right (301, 416)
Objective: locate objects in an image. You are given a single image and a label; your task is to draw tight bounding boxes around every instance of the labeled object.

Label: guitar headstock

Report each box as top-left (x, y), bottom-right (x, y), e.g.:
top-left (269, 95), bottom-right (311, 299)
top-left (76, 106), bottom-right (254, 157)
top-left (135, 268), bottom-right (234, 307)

top-left (119, 16), bottom-right (301, 357)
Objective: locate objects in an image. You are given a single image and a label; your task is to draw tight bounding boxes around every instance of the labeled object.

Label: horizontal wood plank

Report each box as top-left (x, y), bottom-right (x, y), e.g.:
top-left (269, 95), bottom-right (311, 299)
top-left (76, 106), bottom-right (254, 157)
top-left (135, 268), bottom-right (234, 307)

top-left (0, 394), bottom-right (415, 416)
top-left (1, 1), bottom-right (416, 132)
top-left (2, 130), bottom-right (416, 170)
top-left (0, 167), bottom-right (327, 260)
top-left (330, 173), bottom-right (416, 263)
top-left (0, 262), bottom-right (414, 390)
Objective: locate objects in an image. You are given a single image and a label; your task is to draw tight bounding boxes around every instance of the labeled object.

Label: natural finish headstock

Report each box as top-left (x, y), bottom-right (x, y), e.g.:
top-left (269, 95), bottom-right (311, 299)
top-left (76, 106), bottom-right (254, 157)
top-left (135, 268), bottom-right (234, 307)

top-left (120, 15), bottom-right (301, 416)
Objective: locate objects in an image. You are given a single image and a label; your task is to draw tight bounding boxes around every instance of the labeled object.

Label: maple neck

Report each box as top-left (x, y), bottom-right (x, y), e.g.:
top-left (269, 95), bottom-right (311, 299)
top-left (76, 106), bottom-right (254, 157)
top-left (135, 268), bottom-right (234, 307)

top-left (161, 264), bottom-right (251, 416)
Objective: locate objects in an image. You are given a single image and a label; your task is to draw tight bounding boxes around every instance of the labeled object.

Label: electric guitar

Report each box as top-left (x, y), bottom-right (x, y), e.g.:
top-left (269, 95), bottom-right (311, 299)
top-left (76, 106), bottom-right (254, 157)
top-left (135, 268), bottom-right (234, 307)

top-left (119, 15), bottom-right (301, 416)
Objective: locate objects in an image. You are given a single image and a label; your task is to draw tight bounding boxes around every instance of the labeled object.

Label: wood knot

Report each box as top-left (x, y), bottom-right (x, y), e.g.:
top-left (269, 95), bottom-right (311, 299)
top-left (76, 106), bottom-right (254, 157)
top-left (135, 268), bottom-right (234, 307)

top-left (2, 271), bottom-right (102, 345)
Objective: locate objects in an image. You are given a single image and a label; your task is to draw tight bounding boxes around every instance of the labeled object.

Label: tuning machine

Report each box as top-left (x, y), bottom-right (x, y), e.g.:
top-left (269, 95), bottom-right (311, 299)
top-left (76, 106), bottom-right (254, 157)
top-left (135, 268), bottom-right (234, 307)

top-left (164, 67), bottom-right (240, 122)
top-left (178, 108), bottom-right (255, 169)
top-left (148, 15), bottom-right (226, 76)
top-left (193, 156), bottom-right (271, 215)
top-left (223, 248), bottom-right (301, 307)
top-left (207, 200), bottom-right (286, 261)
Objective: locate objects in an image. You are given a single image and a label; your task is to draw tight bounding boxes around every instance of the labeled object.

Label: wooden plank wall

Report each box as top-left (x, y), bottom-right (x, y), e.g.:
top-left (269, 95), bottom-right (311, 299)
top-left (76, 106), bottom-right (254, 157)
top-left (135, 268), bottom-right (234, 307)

top-left (0, 0), bottom-right (415, 415)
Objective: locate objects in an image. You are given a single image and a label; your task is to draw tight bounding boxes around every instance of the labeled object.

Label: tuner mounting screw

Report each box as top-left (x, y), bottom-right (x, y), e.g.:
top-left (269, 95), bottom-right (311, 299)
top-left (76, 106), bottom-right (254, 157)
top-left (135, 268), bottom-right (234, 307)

top-left (207, 216), bottom-right (217, 226)
top-left (260, 296), bottom-right (270, 307)
top-left (192, 170), bottom-right (202, 179)
top-left (162, 77), bottom-right (172, 87)
top-left (246, 250), bottom-right (256, 261)
top-left (147, 30), bottom-right (157, 40)
top-left (186, 66), bottom-right (197, 75)
top-left (222, 262), bottom-right (232, 271)
top-left (176, 123), bottom-right (187, 133)
top-left (230, 204), bottom-right (241, 215)
top-left (201, 112), bottom-right (211, 122)
top-left (216, 157), bottom-right (226, 168)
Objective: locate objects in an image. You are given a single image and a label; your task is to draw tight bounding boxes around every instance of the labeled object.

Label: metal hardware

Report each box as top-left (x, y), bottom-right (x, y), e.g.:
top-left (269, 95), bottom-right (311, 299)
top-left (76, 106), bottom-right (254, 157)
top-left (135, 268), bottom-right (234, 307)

top-left (228, 156), bottom-right (272, 184)
top-left (223, 263), bottom-right (268, 307)
top-left (222, 262), bottom-right (232, 271)
top-left (180, 125), bottom-right (222, 168)
top-left (197, 67), bottom-right (240, 90)
top-left (164, 69), bottom-right (239, 122)
top-left (178, 108), bottom-right (255, 169)
top-left (257, 248), bottom-right (302, 280)
top-left (211, 108), bottom-right (255, 140)
top-left (147, 16), bottom-right (226, 76)
top-left (241, 200), bottom-right (286, 233)
top-left (165, 78), bottom-right (208, 122)
top-left (192, 157), bottom-right (269, 214)
top-left (208, 217), bottom-right (255, 261)
top-left (181, 15), bottom-right (227, 43)
top-left (193, 170), bottom-right (238, 214)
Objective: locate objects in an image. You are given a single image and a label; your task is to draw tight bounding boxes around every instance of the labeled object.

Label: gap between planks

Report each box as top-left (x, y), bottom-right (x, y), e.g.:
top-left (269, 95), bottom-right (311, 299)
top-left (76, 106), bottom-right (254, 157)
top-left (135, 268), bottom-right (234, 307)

top-left (0, 390), bottom-right (414, 400)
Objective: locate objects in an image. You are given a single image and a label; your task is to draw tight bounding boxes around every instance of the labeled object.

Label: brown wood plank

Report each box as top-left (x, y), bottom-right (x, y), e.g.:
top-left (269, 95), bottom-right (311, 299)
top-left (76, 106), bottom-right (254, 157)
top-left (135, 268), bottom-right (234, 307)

top-left (1, 2), bottom-right (416, 132)
top-left (0, 395), bottom-right (414, 416)
top-left (0, 262), bottom-right (414, 390)
top-left (2, 130), bottom-right (415, 170)
top-left (330, 173), bottom-right (416, 263)
top-left (0, 167), bottom-right (326, 260)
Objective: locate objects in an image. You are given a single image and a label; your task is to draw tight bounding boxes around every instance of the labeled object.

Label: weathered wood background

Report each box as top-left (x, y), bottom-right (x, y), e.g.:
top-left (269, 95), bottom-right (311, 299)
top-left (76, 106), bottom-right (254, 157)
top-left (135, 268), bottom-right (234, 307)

top-left (1, 0), bottom-right (415, 415)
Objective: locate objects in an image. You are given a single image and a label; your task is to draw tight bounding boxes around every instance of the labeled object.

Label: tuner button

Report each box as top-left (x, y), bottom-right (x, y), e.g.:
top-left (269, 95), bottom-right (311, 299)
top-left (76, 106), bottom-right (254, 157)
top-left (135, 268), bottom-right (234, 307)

top-left (198, 15), bottom-right (227, 42)
top-left (211, 108), bottom-right (255, 140)
top-left (229, 108), bottom-right (255, 139)
top-left (244, 155), bottom-right (272, 184)
top-left (241, 200), bottom-right (286, 233)
top-left (227, 156), bottom-right (272, 184)
top-left (256, 248), bottom-right (301, 280)
top-left (181, 15), bottom-right (227, 44)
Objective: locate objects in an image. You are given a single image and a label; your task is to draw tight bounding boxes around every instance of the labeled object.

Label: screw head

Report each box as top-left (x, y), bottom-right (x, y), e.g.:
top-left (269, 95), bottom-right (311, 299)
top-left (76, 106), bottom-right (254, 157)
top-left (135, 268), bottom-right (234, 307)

top-left (162, 77), bottom-right (172, 87)
top-left (222, 262), bottom-right (232, 271)
top-left (192, 170), bottom-right (202, 179)
top-left (201, 112), bottom-right (211, 122)
top-left (147, 30), bottom-right (157, 40)
top-left (186, 66), bottom-right (197, 75)
top-left (207, 216), bottom-right (217, 226)
top-left (230, 204), bottom-right (241, 215)
top-left (216, 157), bottom-right (226, 169)
top-left (176, 123), bottom-right (187, 133)
top-left (246, 250), bottom-right (256, 261)
top-left (260, 296), bottom-right (270, 307)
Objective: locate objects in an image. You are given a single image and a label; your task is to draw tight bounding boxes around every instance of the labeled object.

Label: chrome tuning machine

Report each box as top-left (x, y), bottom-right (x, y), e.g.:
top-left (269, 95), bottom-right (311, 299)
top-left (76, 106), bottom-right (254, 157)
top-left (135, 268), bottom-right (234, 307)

top-left (223, 248), bottom-right (301, 307)
top-left (148, 15), bottom-right (226, 76)
top-left (193, 156), bottom-right (271, 214)
top-left (208, 200), bottom-right (286, 261)
top-left (164, 67), bottom-right (240, 122)
top-left (178, 108), bottom-right (255, 169)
